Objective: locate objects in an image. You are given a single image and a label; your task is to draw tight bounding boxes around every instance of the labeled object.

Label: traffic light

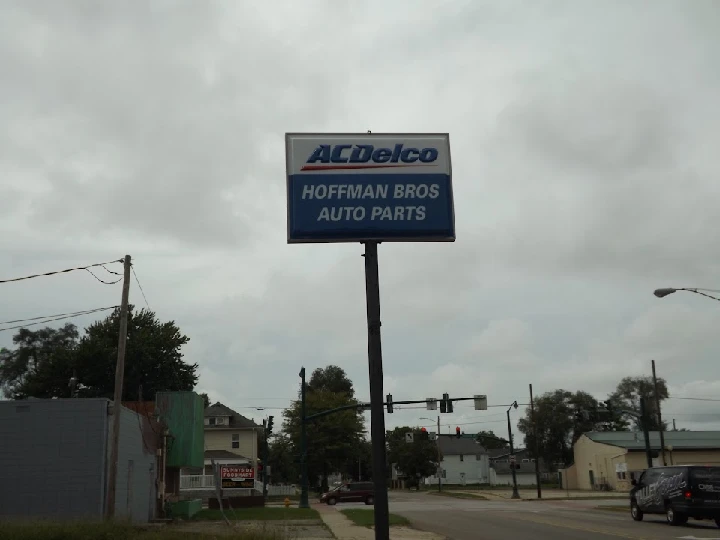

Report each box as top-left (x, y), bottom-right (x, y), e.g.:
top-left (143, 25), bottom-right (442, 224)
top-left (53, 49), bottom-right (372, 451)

top-left (440, 393), bottom-right (453, 414)
top-left (456, 426), bottom-right (461, 438)
top-left (266, 416), bottom-right (274, 436)
top-left (386, 394), bottom-right (393, 413)
top-left (420, 427), bottom-right (429, 440)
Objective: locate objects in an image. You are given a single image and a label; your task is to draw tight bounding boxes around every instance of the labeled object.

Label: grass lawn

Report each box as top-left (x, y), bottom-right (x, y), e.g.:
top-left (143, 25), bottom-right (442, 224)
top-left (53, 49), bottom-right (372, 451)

top-left (0, 521), bottom-right (281, 540)
top-left (427, 491), bottom-right (487, 500)
top-left (192, 507), bottom-right (319, 521)
top-left (340, 509), bottom-right (410, 528)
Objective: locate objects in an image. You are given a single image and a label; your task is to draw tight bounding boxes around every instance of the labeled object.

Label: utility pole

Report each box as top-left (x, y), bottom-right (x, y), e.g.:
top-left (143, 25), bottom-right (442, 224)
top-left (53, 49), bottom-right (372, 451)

top-left (507, 402), bottom-right (520, 499)
top-left (673, 419), bottom-right (677, 431)
top-left (298, 367), bottom-right (309, 509)
top-left (105, 254), bottom-right (131, 519)
top-left (363, 241), bottom-right (390, 540)
top-left (640, 397), bottom-right (653, 469)
top-left (529, 384), bottom-right (542, 499)
top-left (651, 360), bottom-right (667, 466)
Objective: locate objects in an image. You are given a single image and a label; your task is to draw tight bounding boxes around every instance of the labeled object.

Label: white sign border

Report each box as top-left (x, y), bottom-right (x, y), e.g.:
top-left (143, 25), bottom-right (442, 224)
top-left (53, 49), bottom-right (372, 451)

top-left (284, 132), bottom-right (456, 244)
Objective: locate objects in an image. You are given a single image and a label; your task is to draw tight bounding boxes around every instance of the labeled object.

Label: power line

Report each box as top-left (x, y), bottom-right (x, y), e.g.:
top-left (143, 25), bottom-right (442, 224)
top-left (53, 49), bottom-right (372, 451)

top-left (0, 306), bottom-right (118, 326)
top-left (0, 306), bottom-right (119, 333)
top-left (85, 268), bottom-right (122, 285)
top-left (0, 258), bottom-right (124, 285)
top-left (668, 396), bottom-right (720, 403)
top-left (131, 264), bottom-right (150, 309)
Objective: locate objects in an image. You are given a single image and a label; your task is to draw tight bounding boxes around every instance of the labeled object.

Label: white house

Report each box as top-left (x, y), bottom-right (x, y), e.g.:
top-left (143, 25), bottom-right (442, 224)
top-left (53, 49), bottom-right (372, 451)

top-left (180, 402), bottom-right (260, 491)
top-left (425, 435), bottom-right (490, 485)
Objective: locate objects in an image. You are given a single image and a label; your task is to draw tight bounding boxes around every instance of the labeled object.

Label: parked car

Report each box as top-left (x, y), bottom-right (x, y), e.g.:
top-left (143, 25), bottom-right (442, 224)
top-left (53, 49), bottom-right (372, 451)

top-left (319, 481), bottom-right (374, 505)
top-left (630, 465), bottom-right (720, 526)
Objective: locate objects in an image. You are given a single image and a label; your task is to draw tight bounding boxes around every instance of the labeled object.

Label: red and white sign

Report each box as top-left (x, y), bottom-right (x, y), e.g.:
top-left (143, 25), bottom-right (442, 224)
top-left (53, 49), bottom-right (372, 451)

top-left (220, 466), bottom-right (255, 480)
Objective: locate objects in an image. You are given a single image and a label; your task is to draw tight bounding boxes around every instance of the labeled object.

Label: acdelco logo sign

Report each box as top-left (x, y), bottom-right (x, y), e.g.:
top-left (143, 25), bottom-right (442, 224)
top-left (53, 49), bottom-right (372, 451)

top-left (301, 143), bottom-right (439, 171)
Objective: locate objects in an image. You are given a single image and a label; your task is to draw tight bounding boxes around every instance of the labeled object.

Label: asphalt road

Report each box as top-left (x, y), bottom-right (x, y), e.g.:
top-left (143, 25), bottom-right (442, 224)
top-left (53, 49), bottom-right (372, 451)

top-left (341, 492), bottom-right (720, 540)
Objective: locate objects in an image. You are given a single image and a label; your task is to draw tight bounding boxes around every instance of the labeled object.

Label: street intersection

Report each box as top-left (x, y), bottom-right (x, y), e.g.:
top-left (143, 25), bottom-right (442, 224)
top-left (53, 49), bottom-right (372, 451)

top-left (334, 491), bottom-right (720, 540)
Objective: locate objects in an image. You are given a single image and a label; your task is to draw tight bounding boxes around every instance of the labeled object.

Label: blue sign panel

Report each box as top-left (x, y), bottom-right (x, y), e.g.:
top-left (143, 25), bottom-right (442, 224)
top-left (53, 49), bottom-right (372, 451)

top-left (286, 134), bottom-right (455, 243)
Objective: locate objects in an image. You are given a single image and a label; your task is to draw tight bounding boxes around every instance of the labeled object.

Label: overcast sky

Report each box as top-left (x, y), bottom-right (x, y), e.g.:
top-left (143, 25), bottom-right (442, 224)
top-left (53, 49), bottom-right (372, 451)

top-left (2, 0), bottom-right (720, 441)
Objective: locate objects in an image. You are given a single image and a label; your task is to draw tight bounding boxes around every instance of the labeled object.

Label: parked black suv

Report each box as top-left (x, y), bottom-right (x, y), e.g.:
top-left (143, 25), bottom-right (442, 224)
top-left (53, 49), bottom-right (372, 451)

top-left (319, 482), bottom-right (374, 505)
top-left (630, 466), bottom-right (720, 526)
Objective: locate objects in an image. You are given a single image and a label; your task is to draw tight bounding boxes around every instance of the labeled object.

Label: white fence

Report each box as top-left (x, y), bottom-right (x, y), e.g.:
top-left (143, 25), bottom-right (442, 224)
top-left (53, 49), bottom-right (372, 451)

top-left (180, 474), bottom-right (215, 490)
top-left (179, 474), bottom-right (297, 496)
top-left (258, 482), bottom-right (297, 496)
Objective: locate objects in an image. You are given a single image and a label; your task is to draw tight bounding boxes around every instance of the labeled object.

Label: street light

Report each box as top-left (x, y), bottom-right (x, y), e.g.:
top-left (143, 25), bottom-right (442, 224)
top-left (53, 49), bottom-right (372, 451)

top-left (653, 287), bottom-right (720, 302)
top-left (507, 401), bottom-right (520, 500)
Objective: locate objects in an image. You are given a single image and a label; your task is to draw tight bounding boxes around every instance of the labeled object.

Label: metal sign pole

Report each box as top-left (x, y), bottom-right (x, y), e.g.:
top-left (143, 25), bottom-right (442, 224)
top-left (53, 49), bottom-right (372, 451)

top-left (363, 241), bottom-right (390, 540)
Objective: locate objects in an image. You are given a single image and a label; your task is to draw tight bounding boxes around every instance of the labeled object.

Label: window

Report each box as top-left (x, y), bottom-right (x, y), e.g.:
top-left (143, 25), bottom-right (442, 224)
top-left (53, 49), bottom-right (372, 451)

top-left (476, 454), bottom-right (481, 461)
top-left (459, 454), bottom-right (464, 462)
top-left (232, 433), bottom-right (239, 449)
top-left (209, 418), bottom-right (216, 426)
top-left (616, 472), bottom-right (627, 480)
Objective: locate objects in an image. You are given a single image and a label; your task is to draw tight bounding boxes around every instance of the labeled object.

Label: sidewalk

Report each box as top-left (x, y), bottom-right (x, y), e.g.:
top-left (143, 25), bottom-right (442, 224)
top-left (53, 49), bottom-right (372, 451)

top-left (314, 504), bottom-right (443, 540)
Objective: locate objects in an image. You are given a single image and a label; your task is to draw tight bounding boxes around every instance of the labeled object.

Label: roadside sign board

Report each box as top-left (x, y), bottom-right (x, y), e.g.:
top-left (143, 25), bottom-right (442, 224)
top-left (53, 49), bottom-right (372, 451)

top-left (474, 395), bottom-right (488, 411)
top-left (405, 432), bottom-right (414, 443)
top-left (285, 133), bottom-right (455, 243)
top-left (220, 466), bottom-right (255, 489)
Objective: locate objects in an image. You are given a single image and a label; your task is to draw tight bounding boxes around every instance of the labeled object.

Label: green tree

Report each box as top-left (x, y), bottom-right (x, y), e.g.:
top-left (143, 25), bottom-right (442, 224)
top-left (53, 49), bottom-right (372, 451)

top-left (283, 366), bottom-right (365, 492)
top-left (475, 430), bottom-right (508, 450)
top-left (0, 324), bottom-right (80, 399)
top-left (608, 376), bottom-right (669, 431)
top-left (386, 426), bottom-right (438, 485)
top-left (0, 307), bottom-right (197, 401)
top-left (199, 393), bottom-right (211, 408)
top-left (268, 434), bottom-right (299, 484)
top-left (517, 389), bottom-right (615, 470)
top-left (306, 365), bottom-right (354, 396)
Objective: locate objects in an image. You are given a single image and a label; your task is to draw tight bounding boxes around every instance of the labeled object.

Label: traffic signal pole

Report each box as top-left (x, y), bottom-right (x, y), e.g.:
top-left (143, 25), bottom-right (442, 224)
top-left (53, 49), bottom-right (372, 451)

top-left (507, 403), bottom-right (520, 500)
top-left (298, 367), bottom-right (309, 509)
top-left (437, 416), bottom-right (442, 493)
top-left (529, 384), bottom-right (542, 499)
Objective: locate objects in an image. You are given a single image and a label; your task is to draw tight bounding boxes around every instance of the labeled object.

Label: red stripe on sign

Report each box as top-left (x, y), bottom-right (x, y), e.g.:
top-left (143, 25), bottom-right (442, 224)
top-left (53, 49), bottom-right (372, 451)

top-left (299, 164), bottom-right (434, 171)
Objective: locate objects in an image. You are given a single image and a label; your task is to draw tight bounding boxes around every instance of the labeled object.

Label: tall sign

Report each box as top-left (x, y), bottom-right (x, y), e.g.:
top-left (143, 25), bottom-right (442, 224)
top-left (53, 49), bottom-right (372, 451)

top-left (286, 133), bottom-right (455, 243)
top-left (285, 132), bottom-right (455, 540)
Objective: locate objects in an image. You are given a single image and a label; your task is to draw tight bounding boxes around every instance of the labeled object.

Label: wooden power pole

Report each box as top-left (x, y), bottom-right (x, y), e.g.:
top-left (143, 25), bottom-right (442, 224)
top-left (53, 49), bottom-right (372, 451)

top-left (652, 360), bottom-right (667, 466)
top-left (106, 254), bottom-right (132, 519)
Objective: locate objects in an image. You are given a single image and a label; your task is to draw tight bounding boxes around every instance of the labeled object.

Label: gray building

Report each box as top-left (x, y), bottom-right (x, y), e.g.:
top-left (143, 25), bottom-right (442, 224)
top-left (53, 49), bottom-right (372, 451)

top-left (0, 398), bottom-right (157, 522)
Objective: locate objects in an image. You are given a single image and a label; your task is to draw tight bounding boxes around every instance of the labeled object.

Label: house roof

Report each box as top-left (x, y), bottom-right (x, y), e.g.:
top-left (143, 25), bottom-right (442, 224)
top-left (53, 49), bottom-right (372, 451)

top-left (437, 434), bottom-right (487, 456)
top-left (584, 431), bottom-right (720, 450)
top-left (205, 402), bottom-right (259, 428)
top-left (488, 448), bottom-right (528, 459)
top-left (204, 450), bottom-right (251, 460)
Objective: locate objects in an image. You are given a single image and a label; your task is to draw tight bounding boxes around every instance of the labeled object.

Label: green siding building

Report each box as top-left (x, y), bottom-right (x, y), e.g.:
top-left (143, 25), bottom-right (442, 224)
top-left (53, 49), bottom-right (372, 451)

top-left (155, 391), bottom-right (204, 468)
